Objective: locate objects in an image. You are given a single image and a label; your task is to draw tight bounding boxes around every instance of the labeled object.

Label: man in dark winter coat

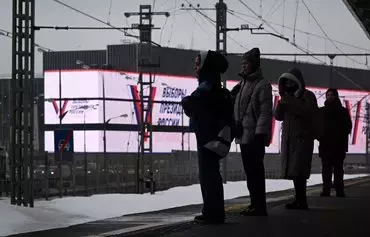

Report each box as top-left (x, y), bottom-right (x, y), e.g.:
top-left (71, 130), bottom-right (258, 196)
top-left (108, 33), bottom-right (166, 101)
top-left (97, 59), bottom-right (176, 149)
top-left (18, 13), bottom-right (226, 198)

top-left (318, 88), bottom-right (352, 197)
top-left (232, 47), bottom-right (273, 216)
top-left (275, 68), bottom-right (318, 210)
top-left (181, 50), bottom-right (233, 224)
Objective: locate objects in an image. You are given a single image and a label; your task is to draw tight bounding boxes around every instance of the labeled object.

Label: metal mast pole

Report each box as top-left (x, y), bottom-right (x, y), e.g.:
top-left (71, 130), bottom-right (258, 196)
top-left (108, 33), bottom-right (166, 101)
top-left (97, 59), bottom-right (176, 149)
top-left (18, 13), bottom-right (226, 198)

top-left (125, 5), bottom-right (169, 194)
top-left (11, 0), bottom-right (35, 207)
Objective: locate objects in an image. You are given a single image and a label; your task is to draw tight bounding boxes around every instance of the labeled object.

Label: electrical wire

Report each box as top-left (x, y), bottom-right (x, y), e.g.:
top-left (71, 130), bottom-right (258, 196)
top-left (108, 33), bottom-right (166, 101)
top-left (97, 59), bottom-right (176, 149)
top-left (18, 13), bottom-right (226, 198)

top-left (184, 0), bottom-right (216, 24)
top-left (265, 0), bottom-right (283, 18)
top-left (301, 0), bottom-right (369, 69)
top-left (53, 0), bottom-right (137, 40)
top-left (185, 11), bottom-right (213, 42)
top-left (190, 8), bottom-right (248, 50)
top-left (292, 0), bottom-right (299, 45)
top-left (107, 0), bottom-right (113, 24)
top-left (235, 1), bottom-right (370, 106)
top-left (228, 10), bottom-right (370, 53)
top-left (167, 0), bottom-right (177, 46)
top-left (0, 28), bottom-right (53, 52)
top-left (159, 17), bottom-right (169, 45)
top-left (238, 0), bottom-right (280, 35)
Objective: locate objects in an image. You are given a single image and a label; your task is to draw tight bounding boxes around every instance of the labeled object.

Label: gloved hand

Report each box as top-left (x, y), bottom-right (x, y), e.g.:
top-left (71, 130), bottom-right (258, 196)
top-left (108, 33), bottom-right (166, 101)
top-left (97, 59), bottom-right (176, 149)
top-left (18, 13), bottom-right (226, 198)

top-left (231, 83), bottom-right (241, 97)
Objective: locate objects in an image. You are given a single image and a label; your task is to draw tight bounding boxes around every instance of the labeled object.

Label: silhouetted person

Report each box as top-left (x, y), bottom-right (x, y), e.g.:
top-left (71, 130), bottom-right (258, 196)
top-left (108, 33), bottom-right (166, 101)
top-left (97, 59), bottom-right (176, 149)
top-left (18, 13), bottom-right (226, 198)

top-left (275, 68), bottom-right (318, 210)
top-left (232, 47), bottom-right (273, 216)
top-left (182, 50), bottom-right (232, 224)
top-left (319, 88), bottom-right (352, 197)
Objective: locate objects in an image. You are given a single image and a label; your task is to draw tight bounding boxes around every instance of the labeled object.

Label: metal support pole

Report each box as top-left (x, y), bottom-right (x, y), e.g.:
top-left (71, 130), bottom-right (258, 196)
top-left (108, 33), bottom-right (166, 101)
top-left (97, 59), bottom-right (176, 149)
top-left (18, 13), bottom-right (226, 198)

top-left (365, 102), bottom-right (370, 167)
top-left (102, 72), bottom-right (108, 190)
top-left (59, 151), bottom-right (63, 198)
top-left (328, 54), bottom-right (336, 88)
top-left (84, 113), bottom-right (88, 196)
top-left (125, 5), bottom-right (169, 195)
top-left (216, 0), bottom-right (228, 184)
top-left (11, 0), bottom-right (35, 207)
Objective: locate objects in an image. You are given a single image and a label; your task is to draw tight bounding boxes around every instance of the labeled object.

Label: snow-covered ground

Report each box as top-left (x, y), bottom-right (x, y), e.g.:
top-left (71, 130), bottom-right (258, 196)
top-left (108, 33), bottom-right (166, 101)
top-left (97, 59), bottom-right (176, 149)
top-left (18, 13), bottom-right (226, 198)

top-left (0, 174), bottom-right (368, 236)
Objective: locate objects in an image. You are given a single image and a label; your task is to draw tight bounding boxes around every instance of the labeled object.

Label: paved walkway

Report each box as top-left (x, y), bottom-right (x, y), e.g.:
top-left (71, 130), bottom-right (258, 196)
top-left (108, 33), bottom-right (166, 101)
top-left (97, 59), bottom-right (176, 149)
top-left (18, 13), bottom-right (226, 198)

top-left (162, 177), bottom-right (370, 237)
top-left (11, 177), bottom-right (370, 237)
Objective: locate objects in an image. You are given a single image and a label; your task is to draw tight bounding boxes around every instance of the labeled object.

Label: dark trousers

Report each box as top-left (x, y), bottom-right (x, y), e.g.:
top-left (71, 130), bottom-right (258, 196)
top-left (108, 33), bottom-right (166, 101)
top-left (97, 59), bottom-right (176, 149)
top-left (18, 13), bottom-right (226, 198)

top-left (321, 155), bottom-right (345, 193)
top-left (240, 136), bottom-right (266, 210)
top-left (293, 178), bottom-right (307, 204)
top-left (197, 145), bottom-right (225, 219)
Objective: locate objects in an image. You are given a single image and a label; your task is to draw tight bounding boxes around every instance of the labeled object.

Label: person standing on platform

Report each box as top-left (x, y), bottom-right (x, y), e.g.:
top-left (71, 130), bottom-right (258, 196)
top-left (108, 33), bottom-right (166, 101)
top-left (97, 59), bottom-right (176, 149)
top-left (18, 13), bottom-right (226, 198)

top-left (275, 68), bottom-right (318, 210)
top-left (181, 50), bottom-right (233, 224)
top-left (318, 88), bottom-right (352, 197)
top-left (232, 47), bottom-right (273, 216)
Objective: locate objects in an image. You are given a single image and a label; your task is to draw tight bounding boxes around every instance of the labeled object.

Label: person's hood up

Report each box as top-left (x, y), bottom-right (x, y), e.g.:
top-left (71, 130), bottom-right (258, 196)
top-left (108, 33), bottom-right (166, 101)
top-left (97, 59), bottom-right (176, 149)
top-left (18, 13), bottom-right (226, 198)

top-left (278, 68), bottom-right (306, 98)
top-left (239, 47), bottom-right (261, 78)
top-left (324, 97), bottom-right (342, 108)
top-left (198, 50), bottom-right (228, 84)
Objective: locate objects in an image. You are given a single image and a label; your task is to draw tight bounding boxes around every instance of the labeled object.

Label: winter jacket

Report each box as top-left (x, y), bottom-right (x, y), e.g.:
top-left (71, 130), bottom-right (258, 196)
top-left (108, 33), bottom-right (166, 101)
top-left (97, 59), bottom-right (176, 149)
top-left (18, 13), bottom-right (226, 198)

top-left (275, 68), bottom-right (318, 180)
top-left (233, 50), bottom-right (273, 146)
top-left (182, 50), bottom-right (233, 158)
top-left (318, 98), bottom-right (352, 158)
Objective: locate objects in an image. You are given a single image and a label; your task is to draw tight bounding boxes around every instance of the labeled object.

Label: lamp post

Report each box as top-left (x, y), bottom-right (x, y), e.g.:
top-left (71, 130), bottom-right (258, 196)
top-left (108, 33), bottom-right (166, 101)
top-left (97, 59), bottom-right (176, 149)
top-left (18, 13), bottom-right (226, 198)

top-left (76, 60), bottom-right (109, 185)
top-left (103, 113), bottom-right (128, 187)
top-left (74, 104), bottom-right (98, 196)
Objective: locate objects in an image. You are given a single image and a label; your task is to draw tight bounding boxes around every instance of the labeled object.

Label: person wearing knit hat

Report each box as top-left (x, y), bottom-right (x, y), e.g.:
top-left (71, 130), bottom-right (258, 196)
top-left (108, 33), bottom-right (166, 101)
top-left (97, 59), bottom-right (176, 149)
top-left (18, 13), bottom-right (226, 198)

top-left (232, 47), bottom-right (273, 216)
top-left (275, 68), bottom-right (318, 210)
top-left (181, 50), bottom-right (233, 224)
top-left (318, 88), bottom-right (352, 197)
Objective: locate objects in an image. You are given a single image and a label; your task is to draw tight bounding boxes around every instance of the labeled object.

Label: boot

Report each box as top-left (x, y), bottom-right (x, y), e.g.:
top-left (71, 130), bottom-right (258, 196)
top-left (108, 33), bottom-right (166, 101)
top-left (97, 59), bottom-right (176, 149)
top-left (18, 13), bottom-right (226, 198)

top-left (286, 179), bottom-right (308, 210)
top-left (194, 215), bottom-right (225, 225)
top-left (320, 190), bottom-right (331, 197)
top-left (285, 199), bottom-right (308, 210)
top-left (336, 189), bottom-right (346, 197)
top-left (240, 206), bottom-right (268, 216)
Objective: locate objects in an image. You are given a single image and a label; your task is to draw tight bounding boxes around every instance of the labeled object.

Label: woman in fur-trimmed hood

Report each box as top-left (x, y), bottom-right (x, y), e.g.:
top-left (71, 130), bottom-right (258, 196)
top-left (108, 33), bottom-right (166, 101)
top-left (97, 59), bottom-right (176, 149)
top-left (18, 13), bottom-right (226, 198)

top-left (275, 68), bottom-right (318, 210)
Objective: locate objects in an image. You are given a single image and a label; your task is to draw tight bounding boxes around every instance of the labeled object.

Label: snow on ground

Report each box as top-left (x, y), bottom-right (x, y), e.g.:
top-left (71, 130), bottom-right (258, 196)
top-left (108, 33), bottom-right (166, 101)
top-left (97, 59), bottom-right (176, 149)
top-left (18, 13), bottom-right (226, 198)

top-left (0, 174), bottom-right (368, 236)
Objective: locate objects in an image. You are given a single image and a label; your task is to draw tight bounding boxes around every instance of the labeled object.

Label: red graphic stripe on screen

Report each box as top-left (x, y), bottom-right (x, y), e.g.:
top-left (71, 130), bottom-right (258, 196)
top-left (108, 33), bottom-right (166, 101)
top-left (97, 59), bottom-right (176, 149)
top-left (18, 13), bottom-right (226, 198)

top-left (61, 100), bottom-right (69, 117)
top-left (270, 96), bottom-right (280, 144)
top-left (144, 87), bottom-right (157, 124)
top-left (61, 130), bottom-right (73, 151)
top-left (130, 85), bottom-right (142, 124)
top-left (52, 100), bottom-right (58, 114)
top-left (352, 102), bottom-right (361, 145)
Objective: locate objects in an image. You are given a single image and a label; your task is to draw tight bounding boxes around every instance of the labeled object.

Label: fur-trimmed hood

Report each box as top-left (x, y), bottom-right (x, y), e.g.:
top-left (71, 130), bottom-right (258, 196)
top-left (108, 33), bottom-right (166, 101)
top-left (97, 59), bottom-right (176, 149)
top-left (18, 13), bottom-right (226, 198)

top-left (278, 68), bottom-right (305, 98)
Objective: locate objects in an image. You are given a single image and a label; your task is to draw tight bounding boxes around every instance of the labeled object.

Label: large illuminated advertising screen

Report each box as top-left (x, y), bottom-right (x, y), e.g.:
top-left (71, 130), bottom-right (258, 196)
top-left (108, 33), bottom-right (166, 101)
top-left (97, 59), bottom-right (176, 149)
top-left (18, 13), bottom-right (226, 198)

top-left (44, 70), bottom-right (370, 154)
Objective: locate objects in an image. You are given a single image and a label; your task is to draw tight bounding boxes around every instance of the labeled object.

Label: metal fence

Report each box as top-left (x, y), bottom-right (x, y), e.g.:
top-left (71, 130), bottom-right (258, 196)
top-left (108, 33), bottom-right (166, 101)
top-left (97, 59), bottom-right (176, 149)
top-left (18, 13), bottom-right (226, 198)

top-left (0, 151), bottom-right (369, 200)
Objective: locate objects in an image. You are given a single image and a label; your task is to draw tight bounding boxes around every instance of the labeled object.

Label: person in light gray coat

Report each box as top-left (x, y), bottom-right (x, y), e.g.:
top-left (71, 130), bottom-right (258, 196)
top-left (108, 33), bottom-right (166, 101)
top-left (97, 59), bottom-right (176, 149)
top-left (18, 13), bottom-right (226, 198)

top-left (232, 47), bottom-right (273, 216)
top-left (275, 68), bottom-right (318, 210)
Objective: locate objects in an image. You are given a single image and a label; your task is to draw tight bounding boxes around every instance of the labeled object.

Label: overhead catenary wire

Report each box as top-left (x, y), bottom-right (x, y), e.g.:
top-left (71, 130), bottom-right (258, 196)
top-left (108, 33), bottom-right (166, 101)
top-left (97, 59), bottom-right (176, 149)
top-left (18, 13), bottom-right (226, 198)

top-left (301, 0), bottom-right (370, 69)
top-left (265, 0), bottom-right (284, 19)
top-left (166, 0), bottom-right (178, 46)
top-left (0, 28), bottom-right (53, 52)
top-left (238, 0), bottom-right (280, 35)
top-left (53, 0), bottom-right (137, 39)
top-left (234, 1), bottom-right (370, 107)
top-left (189, 7), bottom-right (248, 50)
top-left (107, 0), bottom-right (113, 24)
top-left (292, 0), bottom-right (299, 45)
top-left (184, 0), bottom-right (216, 24)
top-left (185, 11), bottom-right (213, 42)
top-left (228, 10), bottom-right (370, 53)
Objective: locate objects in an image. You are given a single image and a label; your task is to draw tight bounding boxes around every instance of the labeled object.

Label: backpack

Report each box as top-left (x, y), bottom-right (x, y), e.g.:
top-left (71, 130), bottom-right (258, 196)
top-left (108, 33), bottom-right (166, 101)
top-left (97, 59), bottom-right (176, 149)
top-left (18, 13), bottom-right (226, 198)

top-left (203, 87), bottom-right (234, 159)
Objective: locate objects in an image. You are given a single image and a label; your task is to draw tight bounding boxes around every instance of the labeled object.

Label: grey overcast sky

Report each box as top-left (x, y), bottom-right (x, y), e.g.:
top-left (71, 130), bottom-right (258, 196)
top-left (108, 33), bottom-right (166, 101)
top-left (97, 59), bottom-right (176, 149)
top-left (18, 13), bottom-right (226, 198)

top-left (1, 0), bottom-right (370, 77)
